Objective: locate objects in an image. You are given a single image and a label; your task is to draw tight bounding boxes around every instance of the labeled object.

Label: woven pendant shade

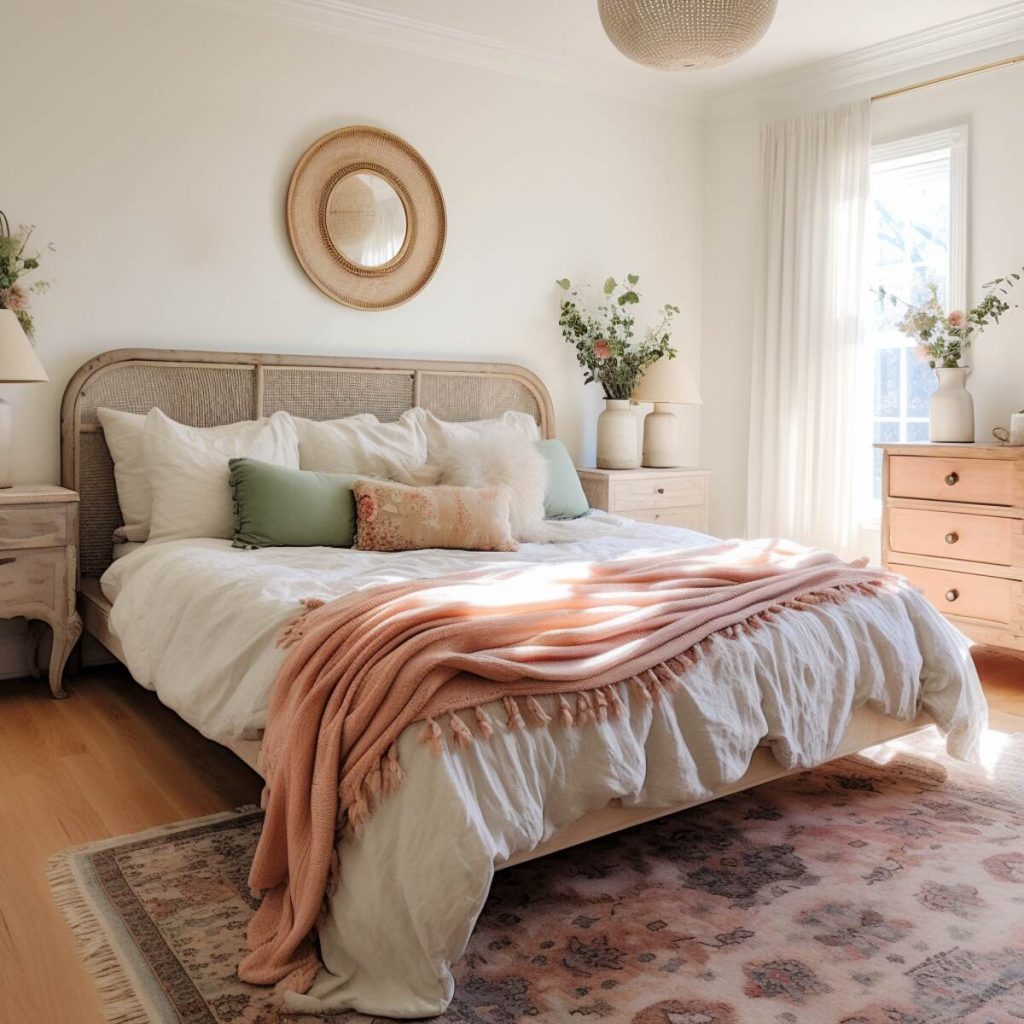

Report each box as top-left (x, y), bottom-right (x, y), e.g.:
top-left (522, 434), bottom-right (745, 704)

top-left (598, 0), bottom-right (778, 71)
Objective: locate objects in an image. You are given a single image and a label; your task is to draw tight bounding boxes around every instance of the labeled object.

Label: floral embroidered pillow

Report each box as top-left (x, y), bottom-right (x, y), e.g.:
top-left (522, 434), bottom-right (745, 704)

top-left (353, 479), bottom-right (517, 553)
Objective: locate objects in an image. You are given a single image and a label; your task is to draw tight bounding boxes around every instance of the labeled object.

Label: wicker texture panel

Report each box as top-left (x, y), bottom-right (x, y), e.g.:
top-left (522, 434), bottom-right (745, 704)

top-left (419, 373), bottom-right (543, 427)
top-left (78, 433), bottom-right (122, 576)
top-left (77, 364), bottom-right (257, 426)
top-left (261, 368), bottom-right (414, 422)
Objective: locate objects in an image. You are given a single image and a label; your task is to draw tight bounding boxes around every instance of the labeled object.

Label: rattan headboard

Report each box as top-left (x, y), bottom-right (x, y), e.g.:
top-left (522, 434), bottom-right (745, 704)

top-left (61, 348), bottom-right (556, 577)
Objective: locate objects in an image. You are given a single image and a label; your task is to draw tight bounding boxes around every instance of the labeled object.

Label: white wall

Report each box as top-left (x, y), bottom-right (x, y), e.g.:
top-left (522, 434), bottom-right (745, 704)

top-left (2, 0), bottom-right (703, 676)
top-left (4, 0), bottom-right (703, 484)
top-left (699, 61), bottom-right (1024, 541)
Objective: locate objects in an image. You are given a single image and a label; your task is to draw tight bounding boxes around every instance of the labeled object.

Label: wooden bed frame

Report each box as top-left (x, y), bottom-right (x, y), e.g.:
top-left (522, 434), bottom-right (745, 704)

top-left (60, 347), bottom-right (932, 869)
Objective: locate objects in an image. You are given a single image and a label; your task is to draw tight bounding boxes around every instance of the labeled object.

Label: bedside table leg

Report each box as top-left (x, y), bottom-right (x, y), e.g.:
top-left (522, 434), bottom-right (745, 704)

top-left (48, 614), bottom-right (83, 699)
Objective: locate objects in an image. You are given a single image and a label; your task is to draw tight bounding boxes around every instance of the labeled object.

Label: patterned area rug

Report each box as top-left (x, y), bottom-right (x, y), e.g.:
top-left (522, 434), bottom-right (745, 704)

top-left (51, 728), bottom-right (1024, 1024)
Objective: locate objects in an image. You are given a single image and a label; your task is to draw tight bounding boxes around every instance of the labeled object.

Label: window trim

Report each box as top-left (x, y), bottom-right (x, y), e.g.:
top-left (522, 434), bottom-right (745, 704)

top-left (870, 125), bottom-right (969, 311)
top-left (863, 125), bottom-right (969, 532)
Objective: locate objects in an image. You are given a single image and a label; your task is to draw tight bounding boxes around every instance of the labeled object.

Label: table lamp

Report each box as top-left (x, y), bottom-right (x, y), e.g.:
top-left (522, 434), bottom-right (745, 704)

top-left (631, 355), bottom-right (702, 468)
top-left (0, 309), bottom-right (49, 488)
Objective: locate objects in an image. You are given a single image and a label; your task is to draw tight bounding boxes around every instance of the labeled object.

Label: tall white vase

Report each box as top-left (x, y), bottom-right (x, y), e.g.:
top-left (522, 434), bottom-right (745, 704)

top-left (929, 367), bottom-right (974, 443)
top-left (596, 399), bottom-right (638, 469)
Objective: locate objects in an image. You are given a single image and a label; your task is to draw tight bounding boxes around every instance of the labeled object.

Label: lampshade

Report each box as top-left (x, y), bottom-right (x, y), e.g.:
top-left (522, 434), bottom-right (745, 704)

top-left (632, 356), bottom-right (701, 405)
top-left (0, 310), bottom-right (48, 383)
top-left (598, 0), bottom-right (778, 72)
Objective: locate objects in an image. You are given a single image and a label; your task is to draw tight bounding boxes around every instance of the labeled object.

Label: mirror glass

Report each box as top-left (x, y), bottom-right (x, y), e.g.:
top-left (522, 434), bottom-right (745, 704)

top-left (325, 172), bottom-right (407, 268)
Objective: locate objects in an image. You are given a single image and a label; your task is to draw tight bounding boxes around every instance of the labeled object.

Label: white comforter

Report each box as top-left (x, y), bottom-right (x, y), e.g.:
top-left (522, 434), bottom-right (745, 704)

top-left (101, 513), bottom-right (986, 1017)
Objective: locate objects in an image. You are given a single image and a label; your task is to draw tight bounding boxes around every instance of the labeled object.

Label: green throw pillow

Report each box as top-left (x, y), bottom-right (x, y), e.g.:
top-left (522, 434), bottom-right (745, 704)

top-left (535, 440), bottom-right (590, 520)
top-left (228, 458), bottom-right (360, 549)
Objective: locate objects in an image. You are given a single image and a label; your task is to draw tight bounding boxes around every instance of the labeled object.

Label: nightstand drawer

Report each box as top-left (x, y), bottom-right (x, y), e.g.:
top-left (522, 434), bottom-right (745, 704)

top-left (630, 508), bottom-right (706, 530)
top-left (888, 507), bottom-right (1016, 566)
top-left (888, 455), bottom-right (1013, 506)
top-left (0, 504), bottom-right (68, 549)
top-left (0, 549), bottom-right (63, 609)
top-left (894, 562), bottom-right (1015, 624)
top-left (613, 475), bottom-right (706, 513)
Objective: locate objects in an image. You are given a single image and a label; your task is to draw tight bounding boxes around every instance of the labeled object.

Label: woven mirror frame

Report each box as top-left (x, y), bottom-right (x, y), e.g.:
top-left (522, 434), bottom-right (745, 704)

top-left (286, 126), bottom-right (446, 310)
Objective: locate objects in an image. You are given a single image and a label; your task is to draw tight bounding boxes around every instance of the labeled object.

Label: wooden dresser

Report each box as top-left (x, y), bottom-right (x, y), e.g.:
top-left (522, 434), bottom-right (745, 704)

top-left (576, 467), bottom-right (710, 532)
top-left (878, 443), bottom-right (1024, 650)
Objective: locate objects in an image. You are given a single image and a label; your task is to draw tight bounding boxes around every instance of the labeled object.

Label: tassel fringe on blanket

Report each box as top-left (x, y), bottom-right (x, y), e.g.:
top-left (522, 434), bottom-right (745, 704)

top-left (238, 539), bottom-right (899, 996)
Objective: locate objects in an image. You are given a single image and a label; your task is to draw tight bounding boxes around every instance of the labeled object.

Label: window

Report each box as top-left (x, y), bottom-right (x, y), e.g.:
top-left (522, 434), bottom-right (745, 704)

top-left (867, 127), bottom-right (967, 510)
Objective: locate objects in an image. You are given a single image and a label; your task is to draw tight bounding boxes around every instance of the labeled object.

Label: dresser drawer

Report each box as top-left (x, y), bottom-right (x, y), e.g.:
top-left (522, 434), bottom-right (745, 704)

top-left (888, 507), bottom-right (1016, 566)
top-left (612, 475), bottom-right (706, 512)
top-left (895, 563), bottom-right (1015, 624)
top-left (0, 505), bottom-right (67, 549)
top-left (630, 508), bottom-right (706, 530)
top-left (888, 455), bottom-right (1014, 506)
top-left (0, 549), bottom-right (63, 609)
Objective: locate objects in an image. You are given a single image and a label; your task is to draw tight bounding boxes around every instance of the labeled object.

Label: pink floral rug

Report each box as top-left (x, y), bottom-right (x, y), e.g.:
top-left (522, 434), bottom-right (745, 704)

top-left (51, 728), bottom-right (1024, 1024)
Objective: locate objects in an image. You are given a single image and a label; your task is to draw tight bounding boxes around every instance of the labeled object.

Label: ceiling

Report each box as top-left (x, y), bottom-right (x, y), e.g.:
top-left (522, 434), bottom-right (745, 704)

top-left (340, 0), bottom-right (1012, 90)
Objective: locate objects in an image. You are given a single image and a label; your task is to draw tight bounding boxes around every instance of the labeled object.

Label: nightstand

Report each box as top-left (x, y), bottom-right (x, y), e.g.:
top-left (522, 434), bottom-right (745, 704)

top-left (0, 485), bottom-right (82, 697)
top-left (577, 467), bottom-right (710, 531)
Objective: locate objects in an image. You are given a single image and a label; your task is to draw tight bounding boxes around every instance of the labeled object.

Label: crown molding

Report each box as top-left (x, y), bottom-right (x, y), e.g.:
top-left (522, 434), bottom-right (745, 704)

top-left (706, 1), bottom-right (1024, 117)
top-left (194, 0), bottom-right (703, 113)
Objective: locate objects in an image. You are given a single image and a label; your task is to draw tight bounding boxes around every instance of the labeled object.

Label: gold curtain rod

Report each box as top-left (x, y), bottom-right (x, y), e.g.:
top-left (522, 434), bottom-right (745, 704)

top-left (872, 53), bottom-right (1024, 102)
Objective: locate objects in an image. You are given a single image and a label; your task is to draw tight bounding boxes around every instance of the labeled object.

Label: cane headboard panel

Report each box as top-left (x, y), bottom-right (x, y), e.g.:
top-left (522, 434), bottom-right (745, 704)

top-left (61, 349), bottom-right (555, 577)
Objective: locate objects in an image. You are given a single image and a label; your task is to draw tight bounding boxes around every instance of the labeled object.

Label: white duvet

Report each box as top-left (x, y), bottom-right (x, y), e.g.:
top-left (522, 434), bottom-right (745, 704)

top-left (101, 513), bottom-right (986, 1018)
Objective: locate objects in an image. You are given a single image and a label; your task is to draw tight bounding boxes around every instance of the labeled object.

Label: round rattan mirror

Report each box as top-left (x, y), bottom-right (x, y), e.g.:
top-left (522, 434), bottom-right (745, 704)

top-left (287, 126), bottom-right (446, 310)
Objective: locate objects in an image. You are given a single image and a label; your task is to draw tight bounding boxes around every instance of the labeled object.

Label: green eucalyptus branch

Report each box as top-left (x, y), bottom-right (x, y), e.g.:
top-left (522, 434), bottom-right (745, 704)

top-left (875, 267), bottom-right (1024, 369)
top-left (556, 274), bottom-right (679, 400)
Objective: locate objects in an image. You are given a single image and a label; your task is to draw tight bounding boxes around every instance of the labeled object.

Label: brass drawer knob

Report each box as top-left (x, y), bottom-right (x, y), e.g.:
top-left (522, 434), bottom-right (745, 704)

top-left (945, 532), bottom-right (959, 545)
top-left (945, 472), bottom-right (959, 486)
top-left (945, 588), bottom-right (960, 602)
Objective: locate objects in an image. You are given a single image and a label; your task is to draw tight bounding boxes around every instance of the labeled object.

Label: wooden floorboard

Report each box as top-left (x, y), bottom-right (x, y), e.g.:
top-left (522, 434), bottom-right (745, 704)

top-left (0, 650), bottom-right (1021, 1024)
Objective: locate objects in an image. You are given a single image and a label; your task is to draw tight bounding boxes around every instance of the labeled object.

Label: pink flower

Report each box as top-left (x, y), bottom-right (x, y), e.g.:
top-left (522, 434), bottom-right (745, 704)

top-left (947, 310), bottom-right (966, 328)
top-left (593, 340), bottom-right (612, 360)
top-left (356, 493), bottom-right (376, 521)
top-left (2, 284), bottom-right (28, 312)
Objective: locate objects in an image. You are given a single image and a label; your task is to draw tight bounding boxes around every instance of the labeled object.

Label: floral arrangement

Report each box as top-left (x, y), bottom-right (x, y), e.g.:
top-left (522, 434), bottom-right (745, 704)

top-left (0, 214), bottom-right (53, 341)
top-left (877, 267), bottom-right (1024, 369)
top-left (556, 274), bottom-right (678, 400)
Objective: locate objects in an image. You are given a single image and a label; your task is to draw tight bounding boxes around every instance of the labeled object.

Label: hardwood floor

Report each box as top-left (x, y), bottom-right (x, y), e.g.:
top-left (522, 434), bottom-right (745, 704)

top-left (0, 668), bottom-right (261, 1024)
top-left (0, 652), bottom-right (1021, 1024)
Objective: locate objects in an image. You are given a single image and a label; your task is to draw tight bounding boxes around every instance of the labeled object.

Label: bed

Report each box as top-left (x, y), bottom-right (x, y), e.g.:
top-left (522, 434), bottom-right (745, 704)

top-left (60, 348), bottom-right (986, 1017)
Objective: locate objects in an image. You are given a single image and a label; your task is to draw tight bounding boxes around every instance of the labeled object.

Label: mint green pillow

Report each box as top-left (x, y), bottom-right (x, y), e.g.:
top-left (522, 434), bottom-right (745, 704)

top-left (229, 458), bottom-right (360, 549)
top-left (535, 440), bottom-right (590, 520)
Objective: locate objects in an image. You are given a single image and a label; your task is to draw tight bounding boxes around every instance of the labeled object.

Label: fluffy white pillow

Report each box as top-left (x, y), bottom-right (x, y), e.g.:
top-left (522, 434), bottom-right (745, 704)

top-left (296, 414), bottom-right (428, 483)
top-left (144, 409), bottom-right (300, 542)
top-left (97, 408), bottom-right (151, 543)
top-left (402, 407), bottom-right (540, 456)
top-left (437, 428), bottom-right (549, 541)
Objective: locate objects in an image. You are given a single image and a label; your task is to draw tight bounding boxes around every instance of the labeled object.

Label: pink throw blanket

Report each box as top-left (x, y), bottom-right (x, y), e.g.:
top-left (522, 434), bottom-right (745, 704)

top-left (239, 540), bottom-right (893, 993)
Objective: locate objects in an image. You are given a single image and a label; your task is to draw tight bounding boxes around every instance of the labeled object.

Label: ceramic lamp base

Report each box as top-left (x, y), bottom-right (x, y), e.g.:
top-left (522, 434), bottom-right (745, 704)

top-left (642, 403), bottom-right (680, 468)
top-left (0, 398), bottom-right (10, 488)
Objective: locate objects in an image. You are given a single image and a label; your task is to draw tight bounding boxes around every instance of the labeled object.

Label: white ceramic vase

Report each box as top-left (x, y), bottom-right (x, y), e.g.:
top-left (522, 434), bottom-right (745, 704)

top-left (596, 398), bottom-right (638, 469)
top-left (929, 367), bottom-right (974, 443)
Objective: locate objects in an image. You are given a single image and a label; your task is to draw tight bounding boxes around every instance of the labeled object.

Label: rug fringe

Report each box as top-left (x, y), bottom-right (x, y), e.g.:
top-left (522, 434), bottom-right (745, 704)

top-left (47, 852), bottom-right (158, 1024)
top-left (47, 806), bottom-right (262, 1024)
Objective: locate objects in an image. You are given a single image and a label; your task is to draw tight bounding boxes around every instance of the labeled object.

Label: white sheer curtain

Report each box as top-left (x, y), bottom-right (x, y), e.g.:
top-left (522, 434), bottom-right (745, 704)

top-left (746, 100), bottom-right (872, 558)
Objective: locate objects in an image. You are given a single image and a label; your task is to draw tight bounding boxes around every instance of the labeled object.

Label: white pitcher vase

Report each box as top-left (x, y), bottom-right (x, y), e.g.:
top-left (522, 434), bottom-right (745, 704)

top-left (929, 366), bottom-right (974, 443)
top-left (596, 399), bottom-right (638, 469)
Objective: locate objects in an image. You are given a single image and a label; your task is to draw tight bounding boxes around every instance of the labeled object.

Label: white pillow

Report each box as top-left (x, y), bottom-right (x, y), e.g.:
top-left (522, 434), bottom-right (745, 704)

top-left (402, 407), bottom-right (541, 457)
top-left (97, 408), bottom-right (150, 543)
top-left (437, 428), bottom-right (549, 542)
top-left (144, 409), bottom-right (300, 542)
top-left (296, 414), bottom-right (428, 483)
